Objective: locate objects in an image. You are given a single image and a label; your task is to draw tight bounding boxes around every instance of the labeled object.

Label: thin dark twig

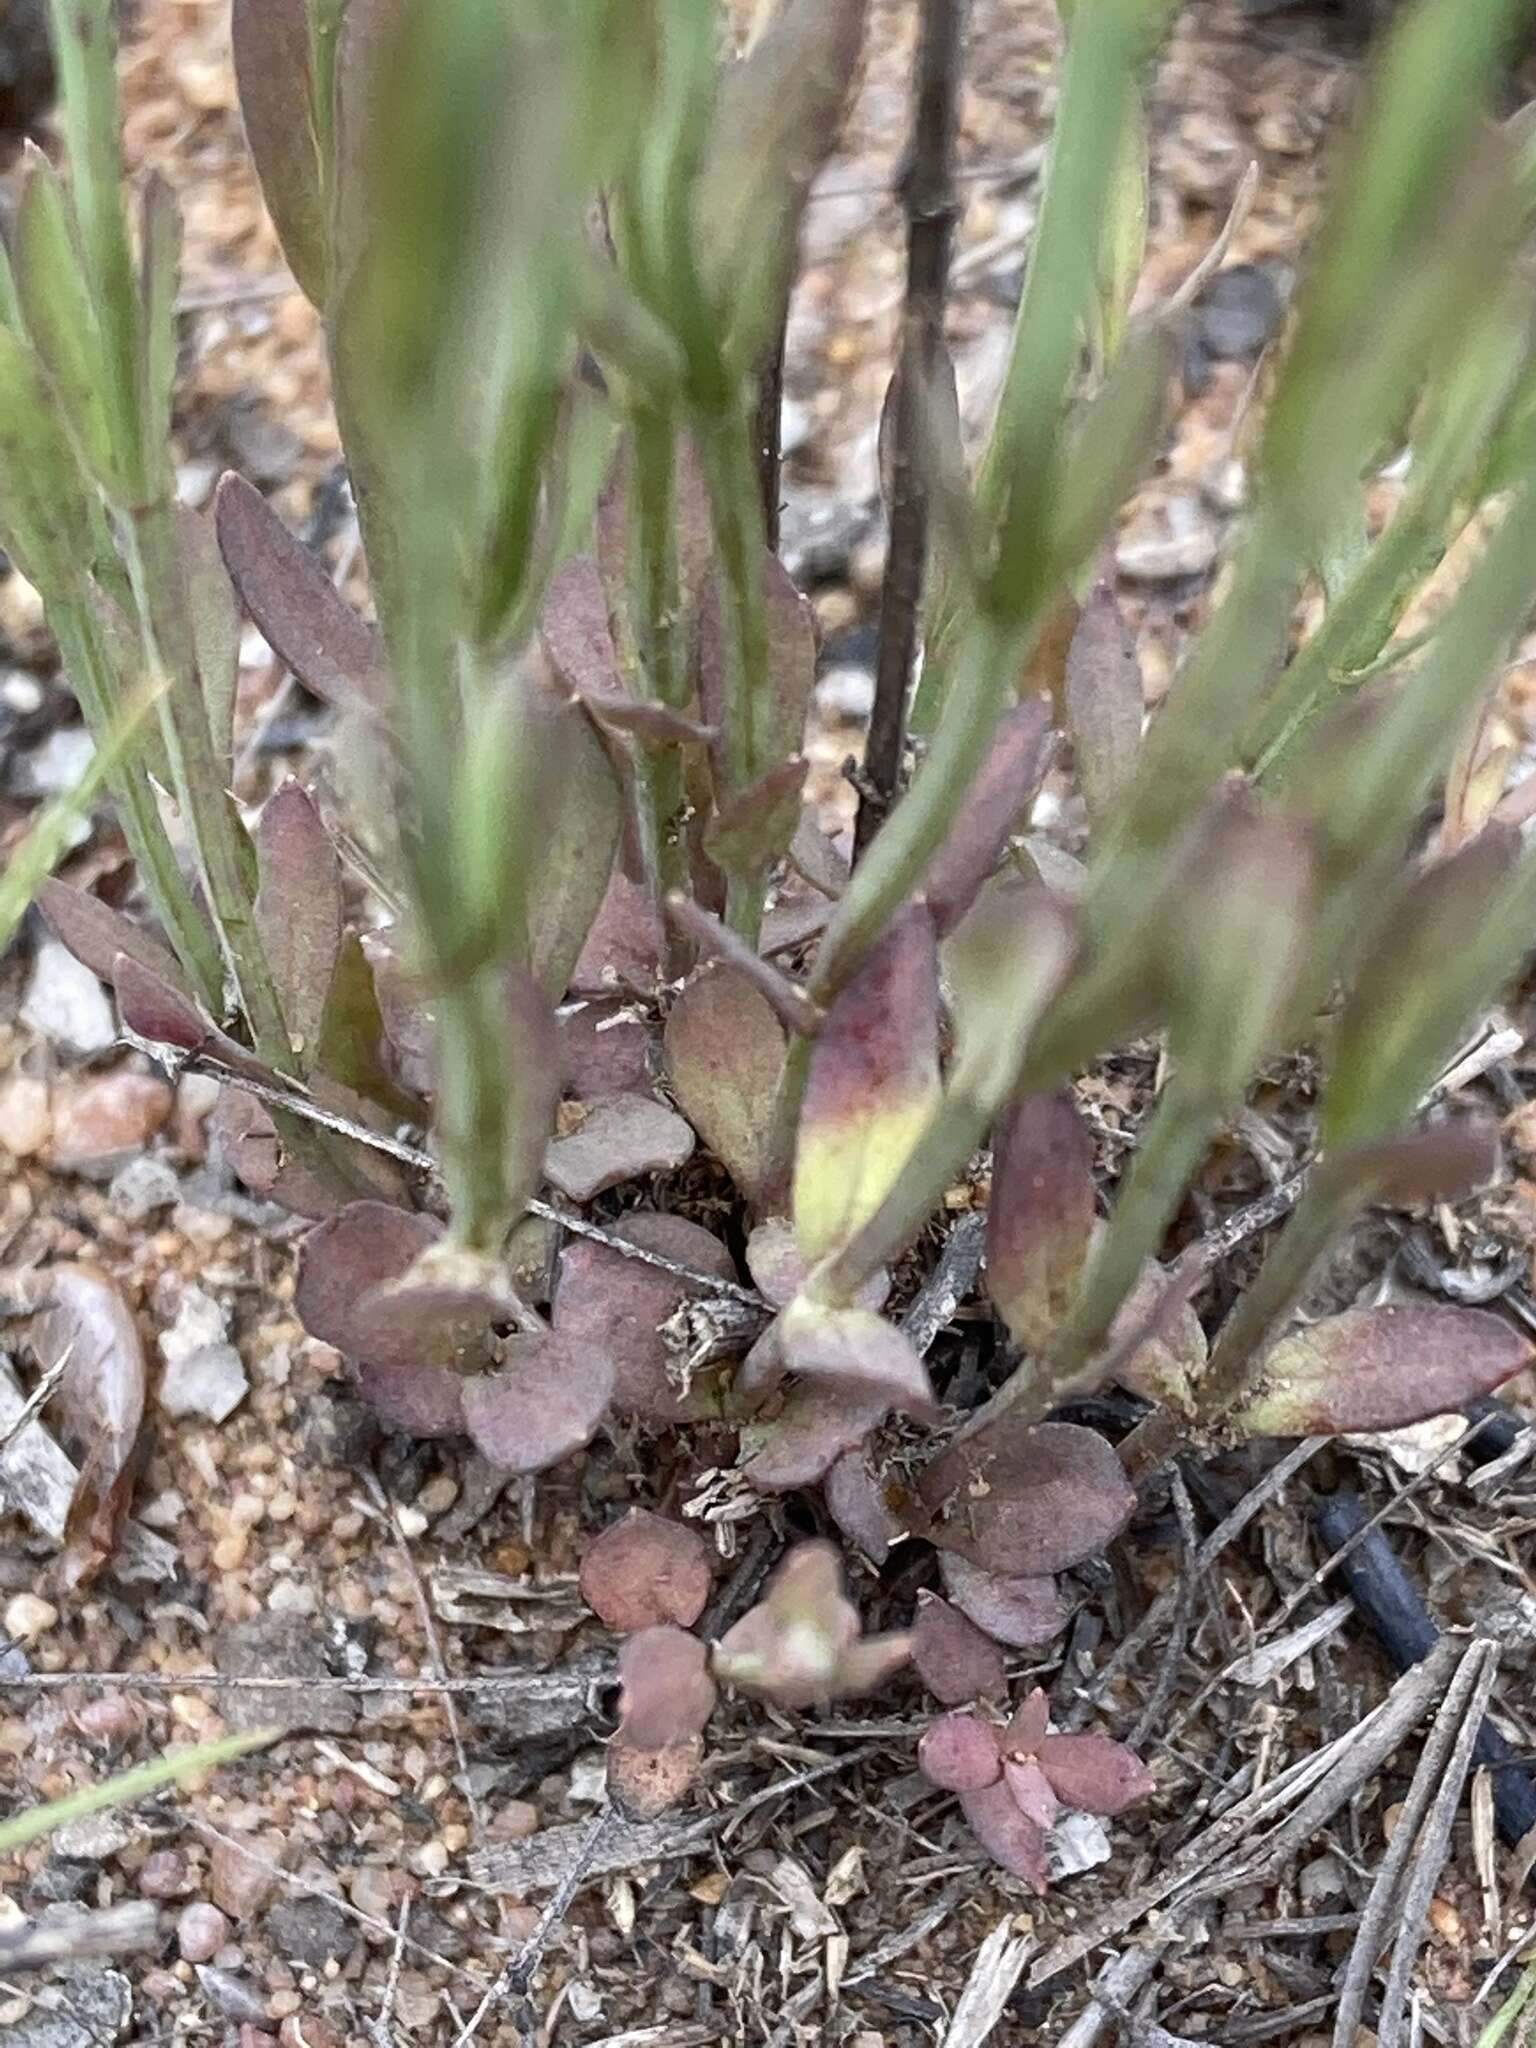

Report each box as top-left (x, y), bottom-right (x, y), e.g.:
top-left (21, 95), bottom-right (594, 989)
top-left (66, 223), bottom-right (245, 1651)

top-left (1128, 1466), bottom-right (1200, 1751)
top-left (854, 0), bottom-right (966, 860)
top-left (753, 324), bottom-right (787, 553)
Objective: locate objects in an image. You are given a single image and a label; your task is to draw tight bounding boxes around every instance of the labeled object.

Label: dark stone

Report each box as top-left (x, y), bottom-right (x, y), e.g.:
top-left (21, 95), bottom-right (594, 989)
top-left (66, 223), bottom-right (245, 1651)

top-left (24, 1857), bottom-right (97, 1906)
top-left (1195, 264), bottom-right (1285, 362)
top-left (213, 1613), bottom-right (357, 1735)
top-left (263, 1895), bottom-right (352, 1969)
top-left (299, 1389), bottom-right (379, 1471)
top-left (6, 1962), bottom-right (131, 2046)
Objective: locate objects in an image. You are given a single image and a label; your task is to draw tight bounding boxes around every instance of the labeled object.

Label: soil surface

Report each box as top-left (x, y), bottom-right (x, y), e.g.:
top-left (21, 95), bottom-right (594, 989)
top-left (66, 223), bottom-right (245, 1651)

top-left (3, 5), bottom-right (1536, 2047)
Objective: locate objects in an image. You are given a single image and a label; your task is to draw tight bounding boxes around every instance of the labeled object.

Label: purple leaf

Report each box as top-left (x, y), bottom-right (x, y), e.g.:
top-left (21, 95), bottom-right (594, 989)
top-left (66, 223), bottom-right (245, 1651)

top-left (744, 1218), bottom-right (889, 1314)
top-left (1323, 1123), bottom-right (1502, 1206)
top-left (777, 1299), bottom-right (936, 1417)
top-left (920, 1418), bottom-right (1136, 1576)
top-left (215, 474), bottom-right (387, 719)
top-left (354, 1359), bottom-right (466, 1438)
top-left (938, 1554), bottom-right (1067, 1648)
top-left (792, 904), bottom-right (941, 1265)
top-left (789, 816), bottom-right (850, 900)
top-left (316, 932), bottom-right (407, 1112)
top-left (824, 1447), bottom-right (903, 1565)
top-left (1002, 1689), bottom-right (1050, 1756)
top-left (362, 931), bottom-right (435, 1098)
top-left (917, 1712), bottom-right (1004, 1792)
top-left (540, 558), bottom-right (714, 746)
top-left (255, 780), bottom-right (344, 1059)
top-left (985, 1091), bottom-right (1096, 1354)
top-left (616, 1625), bottom-right (717, 1751)
top-left (695, 552), bottom-right (816, 792)
top-left (38, 879), bottom-right (190, 995)
top-left (294, 1201), bottom-right (440, 1357)
top-left (959, 1780), bottom-right (1049, 1891)
top-left (554, 1213), bottom-right (736, 1424)
top-left (912, 1594), bottom-right (1007, 1705)
top-left (580, 1509), bottom-right (713, 1634)
top-left (561, 998), bottom-right (658, 1100)
top-left (461, 1333), bottom-right (615, 1475)
top-left (1229, 1303), bottom-right (1533, 1438)
top-left (544, 1092), bottom-right (696, 1203)
top-left (113, 955), bottom-right (279, 1087)
top-left (921, 700), bottom-right (1055, 935)
top-left (569, 872), bottom-right (667, 1001)
top-left (209, 1073), bottom-right (408, 1218)
top-left (1004, 1758), bottom-right (1061, 1830)
top-left (350, 1248), bottom-right (505, 1375)
top-left (664, 968), bottom-right (786, 1204)
top-left (230, 0), bottom-right (328, 305)
top-left (1038, 1734), bottom-right (1155, 1816)
top-left (1063, 575), bottom-right (1143, 827)
top-left (524, 690), bottom-right (624, 1002)
top-left (498, 966), bottom-right (564, 1216)
top-left (742, 1382), bottom-right (891, 1492)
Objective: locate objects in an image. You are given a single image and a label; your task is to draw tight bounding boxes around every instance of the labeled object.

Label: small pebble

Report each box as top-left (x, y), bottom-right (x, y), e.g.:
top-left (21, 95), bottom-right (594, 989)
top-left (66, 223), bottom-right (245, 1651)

top-left (178, 1904), bottom-right (230, 1963)
top-left (0, 1074), bottom-right (50, 1157)
top-left (4, 1594), bottom-right (57, 1642)
top-left (160, 1342), bottom-right (249, 1424)
top-left (20, 940), bottom-right (116, 1055)
top-left (489, 1799), bottom-right (539, 1841)
top-left (415, 1473), bottom-right (458, 1519)
top-left (196, 1965), bottom-right (270, 2026)
top-left (75, 1695), bottom-right (141, 1744)
top-left (279, 2020), bottom-right (339, 2048)
top-left (47, 1071), bottom-right (174, 1175)
top-left (211, 1835), bottom-right (282, 1921)
top-left (108, 1154), bottom-right (182, 1222)
top-left (51, 1812), bottom-right (132, 1863)
top-left (138, 1849), bottom-right (190, 1899)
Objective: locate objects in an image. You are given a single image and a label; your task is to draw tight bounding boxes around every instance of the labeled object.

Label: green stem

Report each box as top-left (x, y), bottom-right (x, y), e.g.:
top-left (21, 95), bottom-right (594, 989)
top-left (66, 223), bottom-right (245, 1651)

top-left (432, 965), bottom-right (513, 1252)
top-left (811, 610), bottom-right (1025, 1002)
top-left (630, 407), bottom-right (690, 919)
top-left (49, 592), bottom-right (224, 1011)
top-left (124, 502), bottom-right (293, 1071)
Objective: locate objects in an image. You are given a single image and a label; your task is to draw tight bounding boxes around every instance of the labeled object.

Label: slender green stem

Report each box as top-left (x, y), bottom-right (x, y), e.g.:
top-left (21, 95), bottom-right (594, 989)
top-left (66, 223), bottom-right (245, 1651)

top-left (1194, 1183), bottom-right (1354, 1427)
top-left (432, 965), bottom-right (513, 1252)
top-left (811, 610), bottom-right (1025, 1002)
top-left (123, 502), bottom-right (293, 1070)
top-left (49, 593), bottom-right (223, 1008)
top-left (630, 407), bottom-right (690, 919)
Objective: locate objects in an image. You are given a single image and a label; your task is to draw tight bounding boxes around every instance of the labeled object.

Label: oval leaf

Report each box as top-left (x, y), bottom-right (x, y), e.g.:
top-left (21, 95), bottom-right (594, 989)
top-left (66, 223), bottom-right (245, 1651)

top-left (544, 1092), bottom-right (695, 1204)
top-left (920, 1418), bottom-right (1135, 1576)
top-left (1063, 575), bottom-right (1143, 828)
top-left (986, 1091), bottom-right (1096, 1355)
top-left (1230, 1303), bottom-right (1533, 1438)
top-left (777, 1298), bottom-right (936, 1417)
top-left (824, 1447), bottom-right (903, 1565)
top-left (294, 1201), bottom-right (440, 1357)
top-left (959, 1780), bottom-right (1049, 1891)
top-left (742, 1382), bottom-right (890, 1492)
top-left (912, 1594), bottom-right (1008, 1706)
top-left (580, 1509), bottom-right (713, 1635)
top-left (231, 0), bottom-right (329, 305)
top-left (255, 780), bottom-right (344, 1060)
top-left (793, 904), bottom-right (941, 1266)
top-left (922, 700), bottom-right (1054, 936)
top-left (553, 1213), bottom-right (736, 1424)
top-left (918, 1713), bottom-right (1004, 1792)
top-left (664, 967), bottom-right (786, 1204)
top-left (1038, 1734), bottom-right (1154, 1817)
top-left (355, 1359), bottom-right (466, 1438)
top-left (461, 1334), bottom-right (615, 1474)
top-left (938, 1554), bottom-right (1067, 1649)
top-left (616, 1625), bottom-right (717, 1758)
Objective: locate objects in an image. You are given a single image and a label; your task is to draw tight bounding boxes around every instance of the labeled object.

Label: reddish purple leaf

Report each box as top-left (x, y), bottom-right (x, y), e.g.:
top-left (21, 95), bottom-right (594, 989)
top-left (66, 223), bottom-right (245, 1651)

top-left (215, 474), bottom-right (387, 719)
top-left (523, 688), bottom-right (624, 1003)
top-left (824, 1447), bottom-right (903, 1565)
top-left (294, 1201), bottom-right (440, 1357)
top-left (570, 872), bottom-right (667, 1000)
top-left (1229, 1304), bottom-right (1533, 1439)
top-left (986, 1091), bottom-right (1096, 1355)
top-left (1004, 1758), bottom-right (1061, 1830)
top-left (540, 559), bottom-right (714, 745)
top-left (554, 1213), bottom-right (736, 1424)
top-left (362, 931), bottom-right (436, 1098)
top-left (959, 1780), bottom-right (1049, 1891)
top-left (777, 1299), bottom-right (936, 1417)
top-left (912, 1594), bottom-right (1007, 1705)
top-left (789, 816), bottom-right (850, 900)
top-left (1002, 1688), bottom-right (1050, 1756)
top-left (255, 780), bottom-right (343, 1060)
top-left (179, 503), bottom-right (242, 774)
top-left (210, 1086), bottom-right (347, 1221)
top-left (1324, 1123), bottom-right (1502, 1206)
top-left (664, 968), bottom-right (785, 1204)
top-left (38, 879), bottom-right (191, 995)
top-left (939, 1554), bottom-right (1067, 1649)
top-left (744, 1218), bottom-right (889, 1314)
top-left (921, 700), bottom-right (1055, 936)
top-left (230, 0), bottom-right (328, 305)
top-left (113, 955), bottom-right (279, 1088)
top-left (742, 1382), bottom-right (891, 1492)
top-left (1063, 576), bottom-right (1143, 827)
top-left (461, 1333), bottom-right (615, 1475)
top-left (793, 904), bottom-right (941, 1265)
top-left (917, 1712), bottom-right (1004, 1792)
top-left (544, 1092), bottom-right (695, 1203)
top-left (1038, 1734), bottom-right (1155, 1816)
top-left (616, 1625), bottom-right (717, 1751)
top-left (354, 1359), bottom-right (466, 1438)
top-left (580, 1510), bottom-right (713, 1634)
top-left (561, 999), bottom-right (658, 1100)
top-left (920, 1418), bottom-right (1136, 1576)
